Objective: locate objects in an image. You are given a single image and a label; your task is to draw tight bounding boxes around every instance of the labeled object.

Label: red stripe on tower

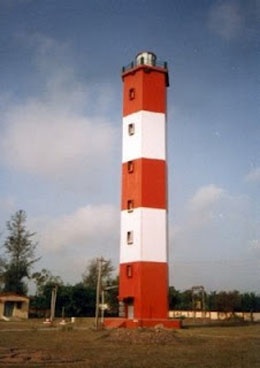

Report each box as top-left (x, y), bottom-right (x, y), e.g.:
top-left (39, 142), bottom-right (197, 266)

top-left (118, 52), bottom-right (169, 322)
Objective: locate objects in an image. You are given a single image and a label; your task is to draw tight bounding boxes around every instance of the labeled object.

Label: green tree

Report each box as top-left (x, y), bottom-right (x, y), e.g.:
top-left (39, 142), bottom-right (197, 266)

top-left (169, 287), bottom-right (182, 310)
top-left (0, 210), bottom-right (40, 295)
top-left (207, 291), bottom-right (218, 311)
top-left (82, 259), bottom-right (118, 317)
top-left (82, 258), bottom-right (115, 289)
top-left (178, 289), bottom-right (193, 310)
top-left (103, 275), bottom-right (119, 316)
top-left (55, 283), bottom-right (96, 317)
top-left (241, 292), bottom-right (260, 312)
top-left (215, 290), bottom-right (241, 312)
top-left (30, 282), bottom-right (97, 318)
top-left (32, 268), bottom-right (63, 296)
top-left (30, 273), bottom-right (63, 318)
top-left (0, 257), bottom-right (6, 291)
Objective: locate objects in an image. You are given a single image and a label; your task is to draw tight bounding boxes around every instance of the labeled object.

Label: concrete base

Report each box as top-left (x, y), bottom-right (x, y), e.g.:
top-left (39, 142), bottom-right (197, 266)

top-left (104, 318), bottom-right (182, 329)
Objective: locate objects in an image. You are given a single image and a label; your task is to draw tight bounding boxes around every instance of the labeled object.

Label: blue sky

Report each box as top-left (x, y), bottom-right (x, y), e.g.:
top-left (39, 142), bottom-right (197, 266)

top-left (0, 0), bottom-right (259, 292)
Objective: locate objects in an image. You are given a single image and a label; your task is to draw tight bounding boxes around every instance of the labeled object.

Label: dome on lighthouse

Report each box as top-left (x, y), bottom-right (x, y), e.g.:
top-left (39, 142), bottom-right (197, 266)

top-left (136, 51), bottom-right (157, 66)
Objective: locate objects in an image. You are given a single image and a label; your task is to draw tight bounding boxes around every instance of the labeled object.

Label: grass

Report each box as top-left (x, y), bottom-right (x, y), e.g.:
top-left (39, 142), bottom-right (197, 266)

top-left (0, 319), bottom-right (259, 367)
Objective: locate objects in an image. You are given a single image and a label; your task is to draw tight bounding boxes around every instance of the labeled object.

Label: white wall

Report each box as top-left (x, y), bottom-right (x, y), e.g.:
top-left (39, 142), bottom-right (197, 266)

top-left (120, 208), bottom-right (167, 263)
top-left (122, 111), bottom-right (166, 162)
top-left (169, 310), bottom-right (260, 322)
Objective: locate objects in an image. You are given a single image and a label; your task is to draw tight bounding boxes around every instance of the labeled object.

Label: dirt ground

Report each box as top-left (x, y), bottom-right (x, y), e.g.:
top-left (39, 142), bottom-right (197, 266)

top-left (0, 319), bottom-right (259, 367)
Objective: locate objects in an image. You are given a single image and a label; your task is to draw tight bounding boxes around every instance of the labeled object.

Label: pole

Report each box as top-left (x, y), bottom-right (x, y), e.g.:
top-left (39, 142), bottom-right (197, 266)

top-left (95, 258), bottom-right (102, 329)
top-left (101, 290), bottom-right (105, 325)
top-left (50, 285), bottom-right (58, 322)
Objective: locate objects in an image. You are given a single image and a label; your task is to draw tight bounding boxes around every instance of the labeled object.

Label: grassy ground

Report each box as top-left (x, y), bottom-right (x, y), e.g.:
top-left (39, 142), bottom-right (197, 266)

top-left (0, 319), bottom-right (259, 367)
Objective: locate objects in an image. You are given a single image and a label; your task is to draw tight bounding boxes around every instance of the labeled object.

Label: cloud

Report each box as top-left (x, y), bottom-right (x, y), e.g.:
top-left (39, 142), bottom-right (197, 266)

top-left (0, 196), bottom-right (17, 231)
top-left (169, 184), bottom-right (226, 243)
top-left (0, 196), bottom-right (16, 212)
top-left (29, 204), bottom-right (120, 283)
top-left (38, 204), bottom-right (118, 252)
top-left (249, 239), bottom-right (260, 259)
top-left (170, 184), bottom-right (227, 252)
top-left (170, 184), bottom-right (252, 274)
top-left (208, 1), bottom-right (244, 41)
top-left (1, 101), bottom-right (115, 178)
top-left (245, 167), bottom-right (260, 183)
top-left (188, 184), bottom-right (225, 212)
top-left (0, 34), bottom-right (118, 188)
top-left (187, 184), bottom-right (225, 227)
top-left (170, 184), bottom-right (254, 290)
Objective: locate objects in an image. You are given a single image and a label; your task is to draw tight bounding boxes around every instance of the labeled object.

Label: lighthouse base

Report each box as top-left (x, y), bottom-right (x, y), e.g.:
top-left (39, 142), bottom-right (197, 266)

top-left (104, 318), bottom-right (182, 329)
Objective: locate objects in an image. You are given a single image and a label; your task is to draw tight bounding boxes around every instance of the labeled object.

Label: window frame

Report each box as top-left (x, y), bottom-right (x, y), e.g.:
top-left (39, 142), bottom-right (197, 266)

top-left (127, 199), bottom-right (134, 212)
top-left (128, 123), bottom-right (135, 136)
top-left (127, 230), bottom-right (133, 244)
top-left (129, 88), bottom-right (135, 100)
top-left (126, 264), bottom-right (133, 278)
top-left (127, 161), bottom-right (134, 173)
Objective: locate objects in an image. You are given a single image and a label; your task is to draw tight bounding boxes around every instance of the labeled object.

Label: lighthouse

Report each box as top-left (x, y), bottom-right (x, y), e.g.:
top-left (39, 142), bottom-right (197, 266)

top-left (117, 52), bottom-right (176, 327)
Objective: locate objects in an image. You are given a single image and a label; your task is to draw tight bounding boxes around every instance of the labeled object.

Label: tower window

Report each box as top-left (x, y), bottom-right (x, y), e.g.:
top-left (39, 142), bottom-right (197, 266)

top-left (129, 88), bottom-right (135, 100)
top-left (127, 231), bottom-right (133, 244)
top-left (127, 161), bottom-right (134, 173)
top-left (127, 200), bottom-right (134, 212)
top-left (128, 123), bottom-right (135, 135)
top-left (126, 265), bottom-right (133, 278)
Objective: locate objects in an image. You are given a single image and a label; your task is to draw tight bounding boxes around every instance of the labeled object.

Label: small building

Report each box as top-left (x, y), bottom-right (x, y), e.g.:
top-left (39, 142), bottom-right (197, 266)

top-left (0, 293), bottom-right (29, 320)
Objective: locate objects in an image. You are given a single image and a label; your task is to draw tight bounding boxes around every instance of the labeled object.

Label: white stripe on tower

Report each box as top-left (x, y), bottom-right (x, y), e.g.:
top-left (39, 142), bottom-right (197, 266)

top-left (122, 111), bottom-right (166, 162)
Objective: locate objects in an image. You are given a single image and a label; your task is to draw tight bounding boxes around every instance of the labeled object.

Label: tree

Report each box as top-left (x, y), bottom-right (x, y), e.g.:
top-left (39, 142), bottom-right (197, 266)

top-left (215, 290), bottom-right (241, 312)
top-left (82, 259), bottom-right (118, 317)
top-left (104, 275), bottom-right (119, 316)
top-left (0, 210), bottom-right (40, 295)
top-left (30, 270), bottom-right (63, 318)
top-left (241, 292), bottom-right (260, 313)
top-left (169, 287), bottom-right (182, 310)
top-left (178, 289), bottom-right (193, 310)
top-left (0, 257), bottom-right (5, 291)
top-left (55, 283), bottom-right (96, 317)
top-left (82, 258), bottom-right (115, 289)
top-left (207, 291), bottom-right (218, 311)
top-left (32, 268), bottom-right (63, 296)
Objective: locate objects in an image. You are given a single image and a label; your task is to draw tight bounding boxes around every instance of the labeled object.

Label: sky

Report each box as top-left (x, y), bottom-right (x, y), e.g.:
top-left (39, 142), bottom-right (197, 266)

top-left (0, 0), bottom-right (259, 293)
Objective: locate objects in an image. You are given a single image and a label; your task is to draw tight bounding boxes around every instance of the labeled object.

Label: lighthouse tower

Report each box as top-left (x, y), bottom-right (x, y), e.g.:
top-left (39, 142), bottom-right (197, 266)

top-left (118, 52), bottom-right (171, 326)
